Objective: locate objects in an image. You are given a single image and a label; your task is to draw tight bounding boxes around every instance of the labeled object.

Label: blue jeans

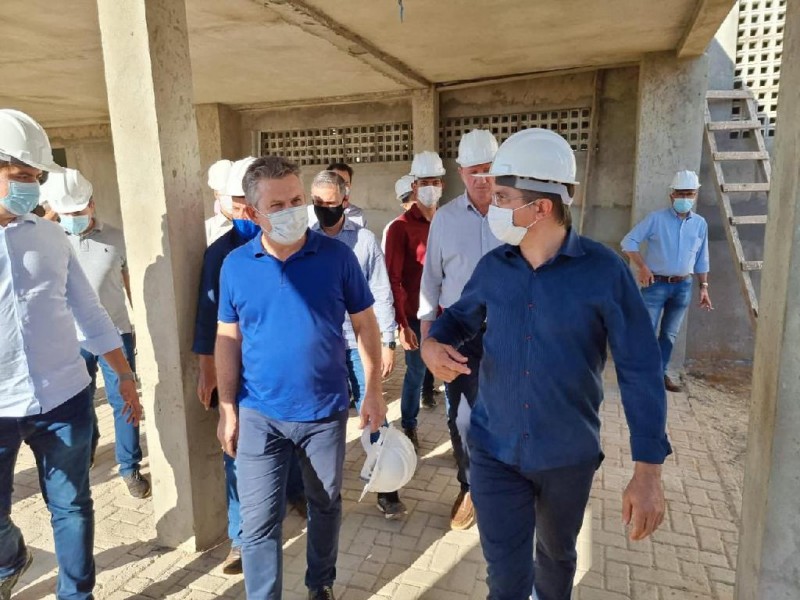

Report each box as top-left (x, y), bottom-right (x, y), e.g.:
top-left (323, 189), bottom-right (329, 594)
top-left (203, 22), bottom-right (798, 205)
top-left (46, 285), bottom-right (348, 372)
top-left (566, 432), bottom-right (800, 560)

top-left (400, 319), bottom-right (426, 430)
top-left (237, 407), bottom-right (347, 598)
top-left (640, 280), bottom-right (693, 374)
top-left (0, 388), bottom-right (95, 599)
top-left (81, 332), bottom-right (141, 476)
top-left (470, 443), bottom-right (597, 600)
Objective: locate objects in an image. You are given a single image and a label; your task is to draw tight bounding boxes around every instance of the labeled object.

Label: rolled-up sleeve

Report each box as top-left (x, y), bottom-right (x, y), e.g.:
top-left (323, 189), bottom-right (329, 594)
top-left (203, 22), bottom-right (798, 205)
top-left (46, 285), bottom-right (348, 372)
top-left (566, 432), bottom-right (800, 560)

top-left (367, 238), bottom-right (397, 343)
top-left (418, 214), bottom-right (444, 322)
top-left (621, 213), bottom-right (653, 253)
top-left (67, 246), bottom-right (122, 356)
top-left (694, 222), bottom-right (710, 274)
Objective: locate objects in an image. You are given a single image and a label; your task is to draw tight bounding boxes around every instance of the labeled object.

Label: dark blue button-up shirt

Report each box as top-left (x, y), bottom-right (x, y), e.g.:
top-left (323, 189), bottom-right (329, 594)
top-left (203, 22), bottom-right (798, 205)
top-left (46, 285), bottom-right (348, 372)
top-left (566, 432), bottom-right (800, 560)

top-left (429, 228), bottom-right (672, 472)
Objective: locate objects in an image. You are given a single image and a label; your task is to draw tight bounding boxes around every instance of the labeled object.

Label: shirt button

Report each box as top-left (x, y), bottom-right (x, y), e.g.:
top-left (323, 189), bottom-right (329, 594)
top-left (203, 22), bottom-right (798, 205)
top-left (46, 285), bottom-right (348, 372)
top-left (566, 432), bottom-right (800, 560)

top-left (524, 370), bottom-right (530, 376)
top-left (523, 433), bottom-right (530, 439)
top-left (525, 335), bottom-right (532, 341)
top-left (523, 403), bottom-right (529, 409)
top-left (528, 303), bottom-right (534, 309)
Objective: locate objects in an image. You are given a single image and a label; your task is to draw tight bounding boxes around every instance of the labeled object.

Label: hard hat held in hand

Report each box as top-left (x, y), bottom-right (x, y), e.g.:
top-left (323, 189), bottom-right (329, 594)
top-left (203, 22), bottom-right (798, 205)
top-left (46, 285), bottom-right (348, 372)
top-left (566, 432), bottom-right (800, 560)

top-left (457, 129), bottom-right (499, 168)
top-left (41, 168), bottom-right (93, 213)
top-left (359, 425), bottom-right (417, 500)
top-left (410, 151), bottom-right (445, 178)
top-left (670, 170), bottom-right (700, 190)
top-left (0, 109), bottom-right (63, 173)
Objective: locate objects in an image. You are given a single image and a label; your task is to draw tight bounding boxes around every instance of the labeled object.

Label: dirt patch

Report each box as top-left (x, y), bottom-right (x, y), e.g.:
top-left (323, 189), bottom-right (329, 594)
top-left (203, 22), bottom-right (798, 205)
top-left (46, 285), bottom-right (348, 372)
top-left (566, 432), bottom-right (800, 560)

top-left (684, 359), bottom-right (752, 517)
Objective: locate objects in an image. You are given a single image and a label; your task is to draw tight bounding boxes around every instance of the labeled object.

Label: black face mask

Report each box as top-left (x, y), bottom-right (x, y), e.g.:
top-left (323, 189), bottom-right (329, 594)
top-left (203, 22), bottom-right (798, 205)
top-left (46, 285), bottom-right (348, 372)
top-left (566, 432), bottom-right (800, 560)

top-left (314, 204), bottom-right (345, 228)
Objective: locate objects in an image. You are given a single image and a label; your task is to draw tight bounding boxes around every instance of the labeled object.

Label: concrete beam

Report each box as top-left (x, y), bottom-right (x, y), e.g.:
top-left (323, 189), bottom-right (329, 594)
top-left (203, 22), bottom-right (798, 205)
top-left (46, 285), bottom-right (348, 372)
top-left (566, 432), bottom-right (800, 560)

top-left (411, 86), bottom-right (439, 154)
top-left (259, 0), bottom-right (429, 88)
top-left (96, 0), bottom-right (226, 550)
top-left (196, 103), bottom-right (243, 217)
top-left (677, 0), bottom-right (738, 58)
top-left (735, 3), bottom-right (800, 599)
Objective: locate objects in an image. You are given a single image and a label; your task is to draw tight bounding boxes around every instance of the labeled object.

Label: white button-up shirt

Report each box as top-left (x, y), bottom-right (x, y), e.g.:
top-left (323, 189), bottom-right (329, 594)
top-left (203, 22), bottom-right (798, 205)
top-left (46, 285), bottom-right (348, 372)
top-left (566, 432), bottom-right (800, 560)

top-left (418, 193), bottom-right (502, 321)
top-left (0, 214), bottom-right (121, 417)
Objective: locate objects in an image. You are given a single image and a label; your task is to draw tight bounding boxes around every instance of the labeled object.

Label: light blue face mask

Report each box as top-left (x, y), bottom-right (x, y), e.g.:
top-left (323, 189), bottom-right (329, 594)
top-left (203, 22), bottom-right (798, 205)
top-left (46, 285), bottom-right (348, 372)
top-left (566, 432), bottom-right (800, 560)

top-left (0, 181), bottom-right (41, 216)
top-left (60, 214), bottom-right (92, 235)
top-left (672, 197), bottom-right (694, 214)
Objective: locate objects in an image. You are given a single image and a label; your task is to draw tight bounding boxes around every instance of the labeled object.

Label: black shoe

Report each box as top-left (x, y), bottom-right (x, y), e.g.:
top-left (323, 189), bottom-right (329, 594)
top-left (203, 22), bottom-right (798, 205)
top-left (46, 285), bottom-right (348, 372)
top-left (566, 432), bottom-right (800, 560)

top-left (0, 548), bottom-right (33, 600)
top-left (664, 375), bottom-right (683, 393)
top-left (421, 390), bottom-right (438, 409)
top-left (308, 586), bottom-right (335, 600)
top-left (377, 492), bottom-right (407, 519)
top-left (123, 470), bottom-right (152, 499)
top-left (403, 427), bottom-right (420, 451)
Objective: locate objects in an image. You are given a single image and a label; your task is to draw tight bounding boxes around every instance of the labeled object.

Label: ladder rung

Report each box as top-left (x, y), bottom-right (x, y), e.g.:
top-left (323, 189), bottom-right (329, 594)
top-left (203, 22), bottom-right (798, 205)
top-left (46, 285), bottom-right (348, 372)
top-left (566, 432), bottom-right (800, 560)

top-left (742, 261), bottom-right (763, 271)
top-left (706, 90), bottom-right (754, 99)
top-left (713, 151), bottom-right (769, 161)
top-left (731, 215), bottom-right (768, 225)
top-left (708, 120), bottom-right (763, 131)
top-left (722, 183), bottom-right (770, 193)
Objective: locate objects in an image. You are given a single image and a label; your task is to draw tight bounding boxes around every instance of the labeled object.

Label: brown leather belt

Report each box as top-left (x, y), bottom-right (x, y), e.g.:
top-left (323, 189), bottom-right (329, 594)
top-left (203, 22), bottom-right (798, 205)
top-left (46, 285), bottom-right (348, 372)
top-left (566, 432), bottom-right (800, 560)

top-left (653, 274), bottom-right (691, 283)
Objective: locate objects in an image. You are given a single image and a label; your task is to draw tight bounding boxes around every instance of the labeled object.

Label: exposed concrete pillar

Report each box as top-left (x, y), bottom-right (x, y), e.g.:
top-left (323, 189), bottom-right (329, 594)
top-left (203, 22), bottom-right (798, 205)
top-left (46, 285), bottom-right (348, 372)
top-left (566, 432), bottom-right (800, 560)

top-left (411, 86), bottom-right (439, 153)
top-left (196, 103), bottom-right (244, 217)
top-left (735, 4), bottom-right (800, 598)
top-left (96, 0), bottom-right (226, 550)
top-left (632, 52), bottom-right (708, 375)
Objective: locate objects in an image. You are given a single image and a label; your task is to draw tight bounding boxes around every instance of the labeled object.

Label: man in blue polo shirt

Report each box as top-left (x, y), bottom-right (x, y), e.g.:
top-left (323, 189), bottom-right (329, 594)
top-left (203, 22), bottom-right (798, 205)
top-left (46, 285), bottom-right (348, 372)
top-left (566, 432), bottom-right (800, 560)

top-left (422, 129), bottom-right (671, 600)
top-left (215, 156), bottom-right (386, 600)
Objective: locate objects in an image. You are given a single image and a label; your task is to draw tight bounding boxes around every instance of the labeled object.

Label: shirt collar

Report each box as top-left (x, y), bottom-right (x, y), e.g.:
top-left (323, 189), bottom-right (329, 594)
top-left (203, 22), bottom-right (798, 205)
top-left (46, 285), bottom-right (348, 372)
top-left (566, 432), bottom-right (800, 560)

top-left (251, 228), bottom-right (319, 259)
top-left (310, 216), bottom-right (357, 237)
top-left (3, 213), bottom-right (37, 228)
top-left (407, 203), bottom-right (429, 223)
top-left (669, 207), bottom-right (693, 220)
top-left (504, 227), bottom-right (585, 262)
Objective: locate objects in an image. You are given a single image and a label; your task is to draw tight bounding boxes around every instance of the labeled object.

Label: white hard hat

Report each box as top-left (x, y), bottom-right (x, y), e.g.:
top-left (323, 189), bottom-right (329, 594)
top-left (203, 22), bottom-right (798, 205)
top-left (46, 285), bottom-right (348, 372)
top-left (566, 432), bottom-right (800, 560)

top-left (477, 128), bottom-right (579, 204)
top-left (207, 159), bottom-right (233, 193)
top-left (223, 156), bottom-right (256, 197)
top-left (41, 168), bottom-right (94, 213)
top-left (0, 109), bottom-right (63, 173)
top-left (457, 129), bottom-right (499, 168)
top-left (410, 151), bottom-right (445, 179)
top-left (670, 170), bottom-right (701, 190)
top-left (395, 174), bottom-right (414, 201)
top-left (359, 425), bottom-right (417, 499)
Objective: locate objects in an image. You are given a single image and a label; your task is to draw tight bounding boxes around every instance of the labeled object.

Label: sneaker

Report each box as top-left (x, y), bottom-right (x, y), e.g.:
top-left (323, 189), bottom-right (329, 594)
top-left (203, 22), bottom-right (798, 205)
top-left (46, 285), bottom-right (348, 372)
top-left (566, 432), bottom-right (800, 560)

top-left (0, 548), bottom-right (33, 600)
top-left (376, 492), bottom-right (407, 519)
top-left (403, 427), bottom-right (420, 451)
top-left (664, 375), bottom-right (683, 393)
top-left (123, 470), bottom-right (152, 499)
top-left (308, 586), bottom-right (335, 600)
top-left (222, 547), bottom-right (242, 575)
top-left (288, 494), bottom-right (308, 520)
top-left (450, 490), bottom-right (476, 530)
top-left (421, 390), bottom-right (438, 409)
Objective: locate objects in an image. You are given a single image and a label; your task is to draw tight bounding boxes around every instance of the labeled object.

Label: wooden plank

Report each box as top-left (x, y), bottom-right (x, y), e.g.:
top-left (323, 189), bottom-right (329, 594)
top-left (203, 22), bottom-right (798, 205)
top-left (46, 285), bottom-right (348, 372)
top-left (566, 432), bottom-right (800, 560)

top-left (745, 97), bottom-right (772, 183)
top-left (713, 151), bottom-right (770, 160)
top-left (742, 260), bottom-right (764, 271)
top-left (730, 215), bottom-right (768, 225)
top-left (706, 89), bottom-right (755, 99)
top-left (722, 183), bottom-right (770, 192)
top-left (707, 120), bottom-right (763, 131)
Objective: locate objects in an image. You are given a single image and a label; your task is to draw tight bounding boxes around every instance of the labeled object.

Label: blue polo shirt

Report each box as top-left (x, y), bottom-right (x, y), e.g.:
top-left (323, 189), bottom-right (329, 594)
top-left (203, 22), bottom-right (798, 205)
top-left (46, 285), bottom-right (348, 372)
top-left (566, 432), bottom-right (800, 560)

top-left (218, 230), bottom-right (374, 421)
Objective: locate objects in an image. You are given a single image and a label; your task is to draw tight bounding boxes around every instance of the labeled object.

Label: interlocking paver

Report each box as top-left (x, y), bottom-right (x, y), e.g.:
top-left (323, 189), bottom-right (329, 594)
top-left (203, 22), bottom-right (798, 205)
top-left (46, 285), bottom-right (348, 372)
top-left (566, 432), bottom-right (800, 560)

top-left (10, 365), bottom-right (741, 599)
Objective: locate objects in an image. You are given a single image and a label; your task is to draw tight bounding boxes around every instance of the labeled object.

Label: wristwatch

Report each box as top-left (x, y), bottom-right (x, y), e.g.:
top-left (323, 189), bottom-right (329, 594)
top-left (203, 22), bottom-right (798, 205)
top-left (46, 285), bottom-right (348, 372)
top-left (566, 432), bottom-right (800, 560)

top-left (700, 282), bottom-right (709, 288)
top-left (383, 341), bottom-right (397, 350)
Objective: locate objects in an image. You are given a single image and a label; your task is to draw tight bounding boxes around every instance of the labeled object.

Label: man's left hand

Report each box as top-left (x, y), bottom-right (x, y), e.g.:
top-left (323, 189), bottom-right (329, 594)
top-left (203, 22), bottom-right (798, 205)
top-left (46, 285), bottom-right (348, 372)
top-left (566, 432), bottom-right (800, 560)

top-left (359, 390), bottom-right (387, 433)
top-left (622, 463), bottom-right (665, 541)
top-left (119, 379), bottom-right (142, 426)
top-left (699, 288), bottom-right (713, 311)
top-left (381, 346), bottom-right (395, 378)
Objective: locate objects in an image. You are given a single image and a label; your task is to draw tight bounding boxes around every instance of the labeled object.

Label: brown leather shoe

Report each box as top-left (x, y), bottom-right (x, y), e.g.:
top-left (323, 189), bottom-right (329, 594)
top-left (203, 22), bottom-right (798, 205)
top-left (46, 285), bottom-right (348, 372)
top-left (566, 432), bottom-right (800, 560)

top-left (450, 490), bottom-right (476, 530)
top-left (664, 375), bottom-right (683, 392)
top-left (222, 547), bottom-right (242, 575)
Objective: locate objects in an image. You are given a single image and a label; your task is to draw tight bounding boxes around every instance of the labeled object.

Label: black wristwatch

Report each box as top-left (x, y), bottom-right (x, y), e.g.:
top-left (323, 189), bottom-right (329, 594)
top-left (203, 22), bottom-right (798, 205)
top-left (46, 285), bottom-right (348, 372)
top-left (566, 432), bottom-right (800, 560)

top-left (383, 341), bottom-right (397, 350)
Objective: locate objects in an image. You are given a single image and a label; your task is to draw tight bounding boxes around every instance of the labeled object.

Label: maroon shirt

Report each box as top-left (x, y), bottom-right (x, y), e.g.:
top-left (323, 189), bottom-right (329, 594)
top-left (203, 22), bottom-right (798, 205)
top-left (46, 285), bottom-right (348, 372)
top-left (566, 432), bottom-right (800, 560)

top-left (384, 203), bottom-right (431, 330)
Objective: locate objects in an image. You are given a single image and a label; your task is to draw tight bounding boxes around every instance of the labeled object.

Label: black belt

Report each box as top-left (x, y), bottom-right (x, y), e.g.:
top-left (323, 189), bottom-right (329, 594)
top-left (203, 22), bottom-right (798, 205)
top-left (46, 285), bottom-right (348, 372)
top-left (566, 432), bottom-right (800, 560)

top-left (653, 274), bottom-right (691, 283)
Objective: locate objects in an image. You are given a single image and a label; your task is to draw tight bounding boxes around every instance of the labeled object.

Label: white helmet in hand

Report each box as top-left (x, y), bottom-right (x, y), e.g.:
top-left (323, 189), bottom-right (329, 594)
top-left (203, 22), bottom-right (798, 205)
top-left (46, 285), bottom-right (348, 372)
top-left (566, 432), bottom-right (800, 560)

top-left (359, 425), bottom-right (417, 500)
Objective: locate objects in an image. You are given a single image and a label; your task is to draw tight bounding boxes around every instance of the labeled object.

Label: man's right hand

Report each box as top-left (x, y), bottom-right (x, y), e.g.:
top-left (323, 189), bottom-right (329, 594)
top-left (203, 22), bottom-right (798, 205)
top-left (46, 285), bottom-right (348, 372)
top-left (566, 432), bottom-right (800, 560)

top-left (399, 326), bottom-right (419, 351)
top-left (197, 355), bottom-right (217, 410)
top-left (638, 265), bottom-right (655, 287)
top-left (421, 338), bottom-right (471, 383)
top-left (217, 406), bottom-right (239, 458)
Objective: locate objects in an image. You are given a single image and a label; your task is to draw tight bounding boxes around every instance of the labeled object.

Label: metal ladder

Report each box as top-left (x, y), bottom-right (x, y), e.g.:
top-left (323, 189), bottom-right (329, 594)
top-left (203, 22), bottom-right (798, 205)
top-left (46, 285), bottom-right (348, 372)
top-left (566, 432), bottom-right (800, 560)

top-left (703, 89), bottom-right (770, 328)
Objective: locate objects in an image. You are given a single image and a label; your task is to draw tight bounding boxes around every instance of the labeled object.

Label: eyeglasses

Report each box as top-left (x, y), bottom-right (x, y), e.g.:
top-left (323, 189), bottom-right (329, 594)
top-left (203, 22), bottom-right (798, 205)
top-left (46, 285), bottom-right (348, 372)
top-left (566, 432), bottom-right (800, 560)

top-left (492, 193), bottom-right (530, 206)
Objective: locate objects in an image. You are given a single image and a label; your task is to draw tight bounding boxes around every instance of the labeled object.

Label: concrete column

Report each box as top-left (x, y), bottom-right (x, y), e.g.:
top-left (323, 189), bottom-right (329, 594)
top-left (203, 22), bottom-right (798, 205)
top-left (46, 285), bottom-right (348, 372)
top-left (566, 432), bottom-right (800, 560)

top-left (411, 86), bottom-right (439, 153)
top-left (97, 0), bottom-right (225, 550)
top-left (632, 52), bottom-right (708, 375)
top-left (735, 4), bottom-right (800, 598)
top-left (196, 103), bottom-right (244, 217)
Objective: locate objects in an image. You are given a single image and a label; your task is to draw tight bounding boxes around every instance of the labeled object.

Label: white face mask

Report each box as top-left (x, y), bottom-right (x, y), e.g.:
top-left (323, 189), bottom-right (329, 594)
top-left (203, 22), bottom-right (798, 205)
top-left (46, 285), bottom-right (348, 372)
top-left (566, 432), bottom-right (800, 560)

top-left (261, 205), bottom-right (308, 245)
top-left (416, 185), bottom-right (442, 208)
top-left (487, 203), bottom-right (538, 246)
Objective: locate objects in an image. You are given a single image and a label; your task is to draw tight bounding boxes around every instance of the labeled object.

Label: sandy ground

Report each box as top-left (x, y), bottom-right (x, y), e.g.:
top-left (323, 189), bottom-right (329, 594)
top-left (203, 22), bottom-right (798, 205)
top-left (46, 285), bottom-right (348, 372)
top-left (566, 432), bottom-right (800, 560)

top-left (684, 359), bottom-right (752, 518)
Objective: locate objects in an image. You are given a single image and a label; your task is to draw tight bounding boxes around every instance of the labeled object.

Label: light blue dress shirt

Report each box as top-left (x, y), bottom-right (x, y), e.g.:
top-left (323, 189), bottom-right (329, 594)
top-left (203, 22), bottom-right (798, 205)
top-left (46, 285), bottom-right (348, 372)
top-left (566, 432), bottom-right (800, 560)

top-left (621, 207), bottom-right (710, 275)
top-left (419, 193), bottom-right (503, 321)
top-left (312, 218), bottom-right (396, 348)
top-left (0, 214), bottom-right (122, 417)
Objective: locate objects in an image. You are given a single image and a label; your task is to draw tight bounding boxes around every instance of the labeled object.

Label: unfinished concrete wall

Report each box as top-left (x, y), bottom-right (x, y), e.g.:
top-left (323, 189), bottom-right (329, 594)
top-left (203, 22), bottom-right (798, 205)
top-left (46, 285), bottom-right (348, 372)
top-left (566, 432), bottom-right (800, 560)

top-left (196, 103), bottom-right (244, 218)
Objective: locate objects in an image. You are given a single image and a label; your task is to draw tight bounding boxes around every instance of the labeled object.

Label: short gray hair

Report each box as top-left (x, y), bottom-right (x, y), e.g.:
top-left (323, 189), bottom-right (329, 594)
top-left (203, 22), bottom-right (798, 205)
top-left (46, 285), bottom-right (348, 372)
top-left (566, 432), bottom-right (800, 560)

top-left (311, 170), bottom-right (347, 197)
top-left (243, 156), bottom-right (301, 206)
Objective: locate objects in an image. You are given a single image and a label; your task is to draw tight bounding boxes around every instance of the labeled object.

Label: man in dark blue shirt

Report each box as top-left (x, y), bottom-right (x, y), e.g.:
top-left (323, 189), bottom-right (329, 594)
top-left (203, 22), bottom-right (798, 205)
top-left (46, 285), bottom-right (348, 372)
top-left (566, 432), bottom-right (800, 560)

top-left (215, 156), bottom-right (386, 600)
top-left (422, 129), bottom-right (671, 600)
